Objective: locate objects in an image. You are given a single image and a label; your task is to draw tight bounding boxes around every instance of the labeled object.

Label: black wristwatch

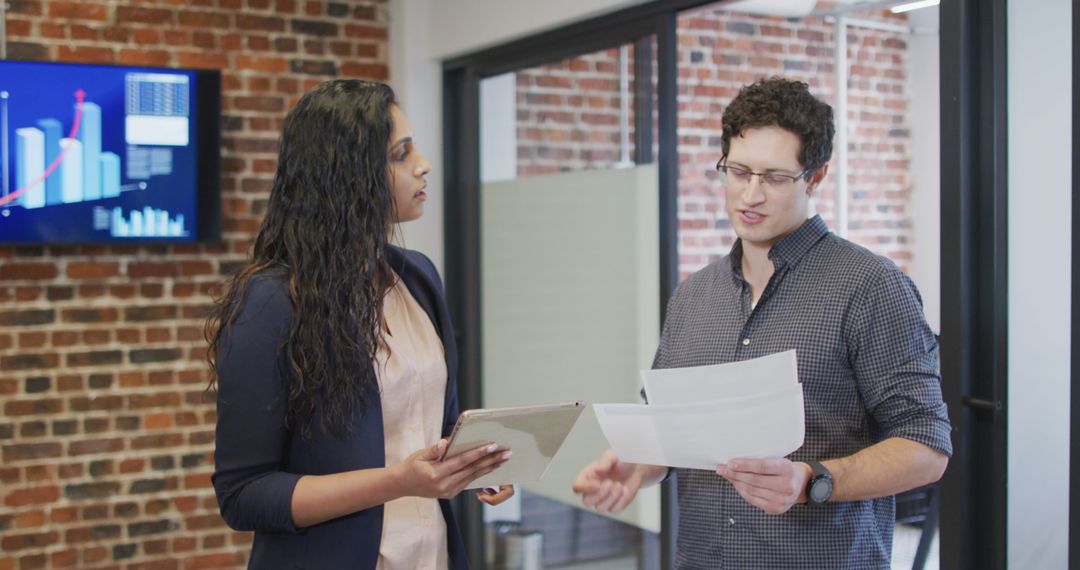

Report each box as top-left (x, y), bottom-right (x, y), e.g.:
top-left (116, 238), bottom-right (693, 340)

top-left (805, 461), bottom-right (833, 505)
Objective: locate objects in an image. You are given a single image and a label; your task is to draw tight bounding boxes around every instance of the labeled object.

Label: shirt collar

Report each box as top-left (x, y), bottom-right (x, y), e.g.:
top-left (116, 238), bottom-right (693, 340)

top-left (729, 215), bottom-right (830, 278)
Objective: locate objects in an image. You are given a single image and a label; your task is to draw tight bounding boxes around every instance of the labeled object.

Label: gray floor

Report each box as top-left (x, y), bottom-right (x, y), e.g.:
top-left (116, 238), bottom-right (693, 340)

top-left (549, 524), bottom-right (940, 570)
top-left (891, 523), bottom-right (940, 570)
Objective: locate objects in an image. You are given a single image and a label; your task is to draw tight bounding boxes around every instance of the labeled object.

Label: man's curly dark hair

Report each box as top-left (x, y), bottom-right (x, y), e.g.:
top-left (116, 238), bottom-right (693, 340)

top-left (720, 77), bottom-right (835, 181)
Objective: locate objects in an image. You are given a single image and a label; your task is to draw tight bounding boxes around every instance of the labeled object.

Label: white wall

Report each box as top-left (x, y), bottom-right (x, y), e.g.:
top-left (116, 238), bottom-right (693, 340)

top-left (427, 0), bottom-right (648, 60)
top-left (480, 74), bottom-right (518, 184)
top-left (1007, 0), bottom-right (1072, 568)
top-left (389, 0), bottom-right (445, 271)
top-left (906, 7), bottom-right (940, 334)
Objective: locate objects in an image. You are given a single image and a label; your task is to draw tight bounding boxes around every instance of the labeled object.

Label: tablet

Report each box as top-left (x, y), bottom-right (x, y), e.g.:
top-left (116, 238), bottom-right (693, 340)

top-left (440, 400), bottom-right (586, 488)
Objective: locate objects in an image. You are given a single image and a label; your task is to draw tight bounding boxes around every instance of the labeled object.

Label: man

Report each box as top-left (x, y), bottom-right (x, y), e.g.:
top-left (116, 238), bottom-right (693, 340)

top-left (573, 77), bottom-right (951, 569)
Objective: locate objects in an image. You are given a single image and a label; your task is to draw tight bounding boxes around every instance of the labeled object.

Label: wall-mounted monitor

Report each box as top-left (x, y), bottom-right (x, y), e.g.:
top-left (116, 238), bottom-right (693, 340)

top-left (0, 60), bottom-right (221, 243)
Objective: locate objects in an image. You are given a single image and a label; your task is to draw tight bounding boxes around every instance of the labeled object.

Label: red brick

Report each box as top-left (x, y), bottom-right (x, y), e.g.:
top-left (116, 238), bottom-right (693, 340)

top-left (6, 19), bottom-right (32, 37)
top-left (178, 10), bottom-right (230, 28)
top-left (234, 55), bottom-right (287, 73)
top-left (0, 263), bottom-right (58, 280)
top-left (81, 545), bottom-right (108, 563)
top-left (344, 24), bottom-right (387, 40)
top-left (128, 392), bottom-right (181, 409)
top-left (53, 464), bottom-right (78, 480)
top-left (50, 549), bottom-right (78, 568)
top-left (116, 6), bottom-right (174, 24)
top-left (82, 329), bottom-right (111, 345)
top-left (39, 22), bottom-right (64, 38)
top-left (4, 399), bottom-right (62, 417)
top-left (133, 28), bottom-right (161, 44)
top-left (340, 62), bottom-right (388, 80)
top-left (131, 433), bottom-right (183, 450)
top-left (119, 459), bottom-right (146, 473)
top-left (236, 14), bottom-right (284, 31)
top-left (70, 24), bottom-right (99, 40)
top-left (18, 332), bottom-right (47, 349)
top-left (144, 413), bottom-right (173, 430)
top-left (48, 2), bottom-right (107, 20)
top-left (141, 283), bottom-right (165, 298)
top-left (193, 31), bottom-right (217, 49)
top-left (127, 262), bottom-right (178, 278)
top-left (119, 48), bottom-right (172, 67)
top-left (66, 262), bottom-right (120, 279)
top-left (183, 472), bottom-right (212, 490)
top-left (186, 552), bottom-right (245, 569)
top-left (13, 510), bottom-right (45, 529)
top-left (164, 29), bottom-right (189, 45)
top-left (356, 43), bottom-right (379, 58)
top-left (51, 331), bottom-right (78, 347)
top-left (173, 536), bottom-right (197, 552)
top-left (14, 286), bottom-right (42, 301)
top-left (57, 375), bottom-right (83, 391)
top-left (1, 530), bottom-right (59, 551)
top-left (78, 283), bottom-right (107, 298)
top-left (221, 33), bottom-right (243, 50)
top-left (234, 96), bottom-right (285, 112)
top-left (50, 506), bottom-right (78, 523)
top-left (68, 438), bottom-right (124, 456)
top-left (4, 486), bottom-right (59, 507)
top-left (56, 45), bottom-right (115, 63)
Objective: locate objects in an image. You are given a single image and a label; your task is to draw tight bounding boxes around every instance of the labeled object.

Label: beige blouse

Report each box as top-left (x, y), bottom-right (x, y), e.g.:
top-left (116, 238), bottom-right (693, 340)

top-left (375, 274), bottom-right (449, 570)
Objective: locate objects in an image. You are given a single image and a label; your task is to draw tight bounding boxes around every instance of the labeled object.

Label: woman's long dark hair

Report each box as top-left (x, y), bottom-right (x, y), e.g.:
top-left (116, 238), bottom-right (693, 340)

top-left (206, 80), bottom-right (398, 438)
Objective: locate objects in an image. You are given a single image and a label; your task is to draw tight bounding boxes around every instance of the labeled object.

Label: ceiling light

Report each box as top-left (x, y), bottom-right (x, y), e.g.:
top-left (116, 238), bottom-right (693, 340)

top-left (890, 0), bottom-right (941, 14)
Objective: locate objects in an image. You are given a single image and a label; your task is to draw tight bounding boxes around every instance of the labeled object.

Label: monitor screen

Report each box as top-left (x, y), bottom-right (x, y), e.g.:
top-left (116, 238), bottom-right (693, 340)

top-left (0, 60), bottom-right (220, 243)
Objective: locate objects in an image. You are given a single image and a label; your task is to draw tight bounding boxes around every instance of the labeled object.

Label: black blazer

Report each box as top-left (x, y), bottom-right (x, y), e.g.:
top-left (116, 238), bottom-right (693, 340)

top-left (212, 246), bottom-right (468, 570)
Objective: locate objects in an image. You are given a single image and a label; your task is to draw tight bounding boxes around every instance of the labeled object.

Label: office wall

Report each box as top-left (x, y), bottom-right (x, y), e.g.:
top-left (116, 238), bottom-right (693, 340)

top-left (388, 0), bottom-right (651, 274)
top-left (0, 3), bottom-right (389, 569)
top-left (1007, 0), bottom-right (1072, 567)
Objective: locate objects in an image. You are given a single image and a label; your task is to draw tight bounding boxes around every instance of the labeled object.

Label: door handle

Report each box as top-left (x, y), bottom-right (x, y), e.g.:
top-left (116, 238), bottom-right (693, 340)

top-left (962, 396), bottom-right (1002, 412)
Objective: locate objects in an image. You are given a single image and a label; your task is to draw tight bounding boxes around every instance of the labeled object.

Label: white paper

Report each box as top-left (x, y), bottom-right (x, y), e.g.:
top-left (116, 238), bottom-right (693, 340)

top-left (641, 349), bottom-right (798, 405)
top-left (596, 350), bottom-right (805, 470)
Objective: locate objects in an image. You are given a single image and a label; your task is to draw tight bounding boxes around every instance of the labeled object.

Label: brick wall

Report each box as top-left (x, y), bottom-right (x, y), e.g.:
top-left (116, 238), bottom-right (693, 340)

top-left (515, 47), bottom-right (641, 178)
top-left (0, 2), bottom-right (388, 569)
top-left (516, 7), bottom-right (914, 280)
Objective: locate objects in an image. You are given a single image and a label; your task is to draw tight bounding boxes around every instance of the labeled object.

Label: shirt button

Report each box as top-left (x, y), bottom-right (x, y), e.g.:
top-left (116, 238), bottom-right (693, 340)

top-left (726, 517), bottom-right (736, 526)
top-left (741, 338), bottom-right (750, 346)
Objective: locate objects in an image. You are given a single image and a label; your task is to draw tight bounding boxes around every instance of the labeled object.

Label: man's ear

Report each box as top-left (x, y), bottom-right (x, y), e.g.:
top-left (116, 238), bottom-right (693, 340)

top-left (807, 161), bottom-right (829, 195)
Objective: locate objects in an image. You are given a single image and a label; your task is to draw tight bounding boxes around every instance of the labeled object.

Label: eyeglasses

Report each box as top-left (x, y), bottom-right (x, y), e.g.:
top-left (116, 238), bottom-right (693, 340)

top-left (715, 159), bottom-right (809, 190)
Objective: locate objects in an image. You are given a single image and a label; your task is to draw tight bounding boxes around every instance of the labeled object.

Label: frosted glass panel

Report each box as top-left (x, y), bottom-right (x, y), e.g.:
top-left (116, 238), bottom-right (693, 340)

top-left (481, 164), bottom-right (660, 533)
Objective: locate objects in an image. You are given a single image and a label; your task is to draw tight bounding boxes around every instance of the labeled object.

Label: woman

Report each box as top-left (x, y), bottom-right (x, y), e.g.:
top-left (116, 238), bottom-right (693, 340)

top-left (208, 79), bottom-right (513, 570)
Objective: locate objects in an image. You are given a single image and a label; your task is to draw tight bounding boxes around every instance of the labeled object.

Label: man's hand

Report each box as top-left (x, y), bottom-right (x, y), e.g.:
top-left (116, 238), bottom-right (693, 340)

top-left (572, 450), bottom-right (645, 514)
top-left (716, 458), bottom-right (813, 515)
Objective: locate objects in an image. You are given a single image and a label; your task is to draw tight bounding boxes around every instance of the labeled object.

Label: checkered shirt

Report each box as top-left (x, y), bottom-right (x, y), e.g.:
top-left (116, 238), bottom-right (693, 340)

top-left (655, 215), bottom-right (953, 570)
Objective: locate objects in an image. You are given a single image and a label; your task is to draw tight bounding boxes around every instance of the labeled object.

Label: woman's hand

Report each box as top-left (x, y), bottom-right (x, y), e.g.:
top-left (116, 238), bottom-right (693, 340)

top-left (476, 485), bottom-right (515, 506)
top-left (395, 439), bottom-right (512, 500)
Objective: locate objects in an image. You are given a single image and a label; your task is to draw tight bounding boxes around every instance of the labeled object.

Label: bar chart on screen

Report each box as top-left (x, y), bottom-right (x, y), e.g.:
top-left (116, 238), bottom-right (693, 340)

top-left (0, 63), bottom-right (198, 242)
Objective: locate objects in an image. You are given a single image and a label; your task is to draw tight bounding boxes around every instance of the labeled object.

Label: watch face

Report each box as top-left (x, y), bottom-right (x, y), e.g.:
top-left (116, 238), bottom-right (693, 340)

top-left (810, 479), bottom-right (832, 503)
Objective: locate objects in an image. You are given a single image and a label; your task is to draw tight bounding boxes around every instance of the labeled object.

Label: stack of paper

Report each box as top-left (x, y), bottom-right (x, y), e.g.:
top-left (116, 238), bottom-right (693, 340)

top-left (593, 350), bottom-right (805, 470)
